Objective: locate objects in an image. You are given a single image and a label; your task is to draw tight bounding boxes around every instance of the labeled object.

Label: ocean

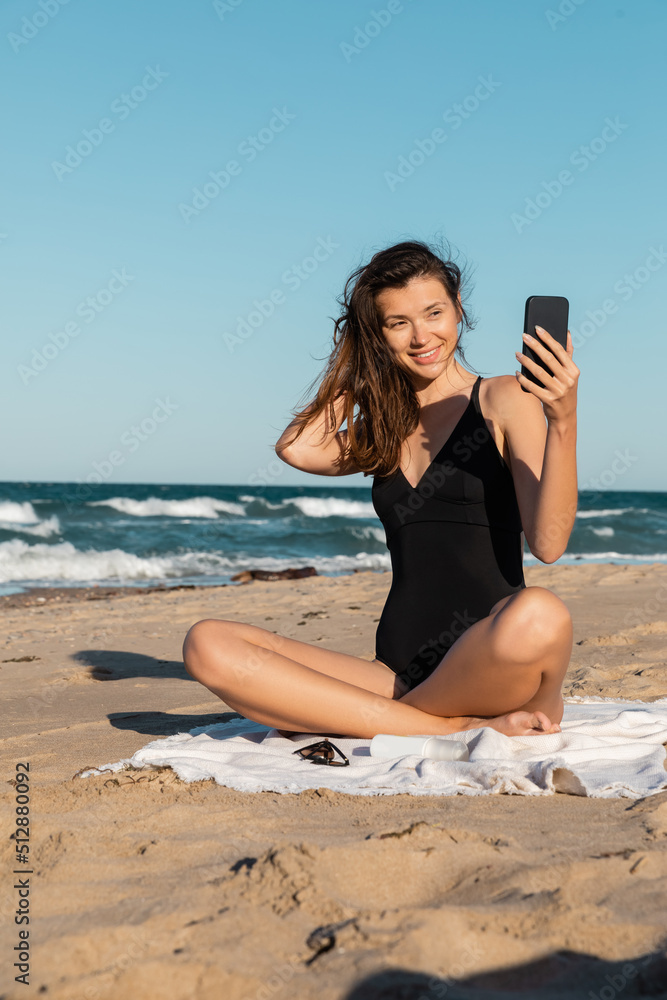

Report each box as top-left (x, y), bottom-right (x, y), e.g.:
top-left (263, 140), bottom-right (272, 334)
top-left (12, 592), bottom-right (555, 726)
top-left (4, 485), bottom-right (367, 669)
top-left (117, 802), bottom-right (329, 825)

top-left (0, 482), bottom-right (665, 596)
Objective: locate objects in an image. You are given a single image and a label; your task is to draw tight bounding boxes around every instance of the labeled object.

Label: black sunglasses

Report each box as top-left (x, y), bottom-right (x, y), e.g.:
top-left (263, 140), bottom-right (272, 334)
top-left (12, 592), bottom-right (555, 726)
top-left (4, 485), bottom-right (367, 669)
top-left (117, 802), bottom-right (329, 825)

top-left (292, 738), bottom-right (350, 767)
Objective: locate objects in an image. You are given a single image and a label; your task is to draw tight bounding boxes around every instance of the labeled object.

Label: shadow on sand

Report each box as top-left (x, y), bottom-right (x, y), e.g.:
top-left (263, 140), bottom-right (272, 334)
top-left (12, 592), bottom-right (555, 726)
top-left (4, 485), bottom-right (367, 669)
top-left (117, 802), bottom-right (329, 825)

top-left (72, 648), bottom-right (187, 681)
top-left (341, 946), bottom-right (667, 999)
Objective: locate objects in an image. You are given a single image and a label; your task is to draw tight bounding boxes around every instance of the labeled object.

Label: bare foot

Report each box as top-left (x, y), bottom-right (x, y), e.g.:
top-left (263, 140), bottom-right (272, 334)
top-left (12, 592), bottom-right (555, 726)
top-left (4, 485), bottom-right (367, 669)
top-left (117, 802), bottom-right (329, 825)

top-left (482, 710), bottom-right (561, 736)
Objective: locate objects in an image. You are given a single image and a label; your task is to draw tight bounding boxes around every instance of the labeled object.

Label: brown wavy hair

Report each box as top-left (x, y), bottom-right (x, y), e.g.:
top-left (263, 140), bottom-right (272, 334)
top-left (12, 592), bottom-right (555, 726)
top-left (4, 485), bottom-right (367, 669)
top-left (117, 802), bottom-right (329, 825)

top-left (283, 238), bottom-right (476, 478)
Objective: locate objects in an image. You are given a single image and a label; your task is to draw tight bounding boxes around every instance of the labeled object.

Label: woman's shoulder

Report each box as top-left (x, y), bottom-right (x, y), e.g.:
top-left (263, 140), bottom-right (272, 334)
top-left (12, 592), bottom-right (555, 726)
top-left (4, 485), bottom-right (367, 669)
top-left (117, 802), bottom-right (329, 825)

top-left (479, 373), bottom-right (543, 428)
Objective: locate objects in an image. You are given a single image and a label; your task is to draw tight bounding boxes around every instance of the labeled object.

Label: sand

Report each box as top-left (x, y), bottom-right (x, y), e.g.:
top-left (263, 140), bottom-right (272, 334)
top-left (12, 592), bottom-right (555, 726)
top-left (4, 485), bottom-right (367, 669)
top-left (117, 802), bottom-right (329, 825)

top-left (1, 563), bottom-right (667, 999)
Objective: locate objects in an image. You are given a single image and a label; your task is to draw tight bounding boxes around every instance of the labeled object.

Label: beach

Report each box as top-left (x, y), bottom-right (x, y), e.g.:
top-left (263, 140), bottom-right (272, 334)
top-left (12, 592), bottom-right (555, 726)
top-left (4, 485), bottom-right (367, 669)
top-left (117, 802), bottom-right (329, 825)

top-left (4, 0), bottom-right (666, 993)
top-left (2, 562), bottom-right (667, 999)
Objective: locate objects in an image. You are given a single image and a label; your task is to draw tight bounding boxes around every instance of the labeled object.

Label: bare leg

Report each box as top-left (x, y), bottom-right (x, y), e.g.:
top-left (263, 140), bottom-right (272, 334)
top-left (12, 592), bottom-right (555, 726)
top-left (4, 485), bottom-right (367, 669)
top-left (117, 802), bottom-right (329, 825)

top-left (183, 620), bottom-right (483, 738)
top-left (399, 587), bottom-right (572, 726)
top-left (182, 586), bottom-right (571, 738)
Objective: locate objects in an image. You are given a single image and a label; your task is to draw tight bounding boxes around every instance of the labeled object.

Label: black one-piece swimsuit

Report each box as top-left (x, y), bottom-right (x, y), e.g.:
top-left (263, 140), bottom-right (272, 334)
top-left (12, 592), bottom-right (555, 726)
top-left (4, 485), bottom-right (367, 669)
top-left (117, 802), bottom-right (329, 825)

top-left (371, 376), bottom-right (525, 693)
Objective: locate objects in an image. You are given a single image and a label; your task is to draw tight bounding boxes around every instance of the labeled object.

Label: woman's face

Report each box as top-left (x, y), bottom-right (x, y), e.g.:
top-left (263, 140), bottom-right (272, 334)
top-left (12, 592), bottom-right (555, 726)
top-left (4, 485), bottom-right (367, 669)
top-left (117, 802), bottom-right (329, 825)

top-left (376, 276), bottom-right (462, 382)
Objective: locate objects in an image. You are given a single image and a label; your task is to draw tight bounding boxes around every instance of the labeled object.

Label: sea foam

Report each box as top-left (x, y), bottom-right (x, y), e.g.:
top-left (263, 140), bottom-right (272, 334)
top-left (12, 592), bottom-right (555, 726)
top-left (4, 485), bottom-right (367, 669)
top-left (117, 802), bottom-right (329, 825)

top-left (89, 496), bottom-right (246, 518)
top-left (0, 538), bottom-right (389, 585)
top-left (285, 496), bottom-right (376, 518)
top-left (0, 500), bottom-right (61, 537)
top-left (576, 508), bottom-right (648, 519)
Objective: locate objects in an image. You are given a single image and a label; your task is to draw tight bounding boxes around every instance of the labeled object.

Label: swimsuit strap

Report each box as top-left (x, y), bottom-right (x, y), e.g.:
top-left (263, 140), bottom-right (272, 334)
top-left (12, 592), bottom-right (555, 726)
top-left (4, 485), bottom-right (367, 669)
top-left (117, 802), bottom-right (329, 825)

top-left (471, 375), bottom-right (483, 415)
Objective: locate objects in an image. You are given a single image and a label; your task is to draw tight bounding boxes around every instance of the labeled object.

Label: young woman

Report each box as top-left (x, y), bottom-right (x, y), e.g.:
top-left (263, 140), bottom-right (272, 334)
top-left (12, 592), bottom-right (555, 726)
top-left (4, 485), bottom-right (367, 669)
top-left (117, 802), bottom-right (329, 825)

top-left (183, 240), bottom-right (579, 739)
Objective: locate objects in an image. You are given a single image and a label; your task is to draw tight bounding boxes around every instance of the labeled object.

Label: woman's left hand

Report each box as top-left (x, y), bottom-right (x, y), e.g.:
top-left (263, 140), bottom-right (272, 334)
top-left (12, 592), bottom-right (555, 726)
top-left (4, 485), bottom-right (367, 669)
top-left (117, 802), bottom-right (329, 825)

top-left (515, 326), bottom-right (579, 424)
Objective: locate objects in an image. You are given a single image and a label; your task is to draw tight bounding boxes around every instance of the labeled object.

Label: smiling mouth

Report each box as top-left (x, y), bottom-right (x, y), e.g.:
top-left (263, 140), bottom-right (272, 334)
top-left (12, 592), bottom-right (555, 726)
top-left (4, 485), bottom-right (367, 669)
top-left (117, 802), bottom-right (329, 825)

top-left (409, 346), bottom-right (440, 359)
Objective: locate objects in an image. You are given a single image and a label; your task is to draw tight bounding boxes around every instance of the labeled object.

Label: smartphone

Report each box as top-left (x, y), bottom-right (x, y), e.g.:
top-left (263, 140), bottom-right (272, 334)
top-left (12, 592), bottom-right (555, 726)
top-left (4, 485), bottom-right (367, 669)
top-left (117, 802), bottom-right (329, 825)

top-left (521, 296), bottom-right (569, 391)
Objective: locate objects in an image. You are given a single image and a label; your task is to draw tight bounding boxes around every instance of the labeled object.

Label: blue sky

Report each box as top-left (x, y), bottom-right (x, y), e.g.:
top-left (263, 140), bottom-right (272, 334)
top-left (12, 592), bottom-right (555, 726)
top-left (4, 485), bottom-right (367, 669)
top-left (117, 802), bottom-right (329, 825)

top-left (2, 0), bottom-right (665, 491)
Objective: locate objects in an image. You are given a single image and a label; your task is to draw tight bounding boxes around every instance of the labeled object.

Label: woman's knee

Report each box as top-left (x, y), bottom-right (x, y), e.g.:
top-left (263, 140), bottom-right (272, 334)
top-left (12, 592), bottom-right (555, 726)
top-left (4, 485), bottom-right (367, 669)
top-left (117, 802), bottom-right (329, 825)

top-left (492, 586), bottom-right (572, 662)
top-left (182, 618), bottom-right (230, 678)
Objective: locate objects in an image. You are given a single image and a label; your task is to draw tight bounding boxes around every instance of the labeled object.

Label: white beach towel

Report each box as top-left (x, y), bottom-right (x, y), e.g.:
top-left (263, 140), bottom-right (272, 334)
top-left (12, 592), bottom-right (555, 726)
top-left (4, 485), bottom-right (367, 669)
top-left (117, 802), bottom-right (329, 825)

top-left (80, 698), bottom-right (667, 799)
